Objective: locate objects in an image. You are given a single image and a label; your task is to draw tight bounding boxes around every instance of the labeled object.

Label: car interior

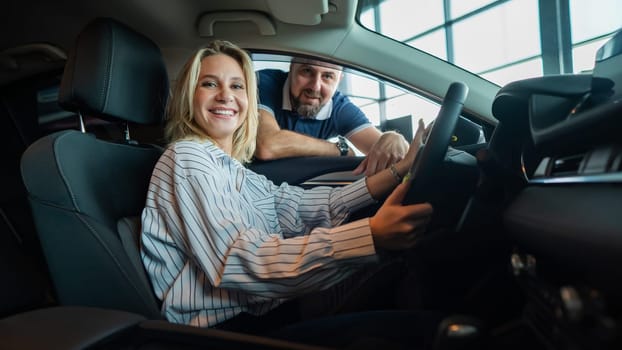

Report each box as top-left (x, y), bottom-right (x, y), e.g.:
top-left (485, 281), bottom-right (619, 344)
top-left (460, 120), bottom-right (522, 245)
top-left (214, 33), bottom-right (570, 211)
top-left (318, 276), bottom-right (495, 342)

top-left (1, 0), bottom-right (621, 349)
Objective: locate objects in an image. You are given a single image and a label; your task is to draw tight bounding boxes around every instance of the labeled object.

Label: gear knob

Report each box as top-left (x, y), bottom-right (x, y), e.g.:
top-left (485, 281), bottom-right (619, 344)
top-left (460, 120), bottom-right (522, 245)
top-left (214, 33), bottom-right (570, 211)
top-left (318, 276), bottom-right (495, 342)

top-left (434, 315), bottom-right (485, 350)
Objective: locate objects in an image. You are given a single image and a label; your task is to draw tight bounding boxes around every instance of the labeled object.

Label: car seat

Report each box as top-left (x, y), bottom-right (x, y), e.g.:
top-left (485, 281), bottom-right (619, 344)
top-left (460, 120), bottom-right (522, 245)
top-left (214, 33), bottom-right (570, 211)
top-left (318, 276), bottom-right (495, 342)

top-left (20, 17), bottom-right (168, 318)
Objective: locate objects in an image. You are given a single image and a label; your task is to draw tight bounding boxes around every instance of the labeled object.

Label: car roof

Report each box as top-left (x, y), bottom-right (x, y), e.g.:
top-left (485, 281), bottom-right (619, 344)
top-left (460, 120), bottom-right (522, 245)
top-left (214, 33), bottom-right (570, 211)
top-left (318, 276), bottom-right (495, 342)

top-left (1, 0), bottom-right (499, 122)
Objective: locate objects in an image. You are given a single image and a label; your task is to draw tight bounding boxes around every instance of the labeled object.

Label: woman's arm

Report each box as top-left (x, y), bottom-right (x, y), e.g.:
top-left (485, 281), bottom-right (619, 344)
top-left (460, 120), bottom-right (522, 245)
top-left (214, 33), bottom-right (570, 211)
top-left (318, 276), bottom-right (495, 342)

top-left (365, 119), bottom-right (426, 199)
top-left (267, 175), bottom-right (376, 238)
top-left (364, 120), bottom-right (434, 249)
top-left (174, 167), bottom-right (376, 299)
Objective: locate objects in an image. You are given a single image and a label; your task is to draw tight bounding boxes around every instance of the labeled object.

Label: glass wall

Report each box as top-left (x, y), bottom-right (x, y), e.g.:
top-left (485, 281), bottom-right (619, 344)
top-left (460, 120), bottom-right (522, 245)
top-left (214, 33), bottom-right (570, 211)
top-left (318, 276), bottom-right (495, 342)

top-left (569, 0), bottom-right (622, 73)
top-left (359, 0), bottom-right (622, 86)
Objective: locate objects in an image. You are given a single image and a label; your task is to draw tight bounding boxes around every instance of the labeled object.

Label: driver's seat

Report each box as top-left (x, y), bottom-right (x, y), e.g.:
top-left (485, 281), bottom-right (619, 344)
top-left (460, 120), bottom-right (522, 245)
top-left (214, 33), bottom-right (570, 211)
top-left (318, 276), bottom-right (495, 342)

top-left (20, 18), bottom-right (168, 318)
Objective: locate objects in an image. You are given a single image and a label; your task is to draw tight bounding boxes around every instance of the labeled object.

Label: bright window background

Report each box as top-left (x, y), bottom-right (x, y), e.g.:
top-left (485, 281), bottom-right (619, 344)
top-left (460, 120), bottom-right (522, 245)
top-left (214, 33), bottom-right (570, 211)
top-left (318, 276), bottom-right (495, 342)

top-left (481, 58), bottom-right (542, 85)
top-left (450, 0), bottom-right (497, 18)
top-left (569, 0), bottom-right (622, 74)
top-left (375, 0), bottom-right (444, 41)
top-left (569, 0), bottom-right (622, 43)
top-left (452, 0), bottom-right (540, 73)
top-left (359, 0), bottom-right (622, 86)
top-left (407, 29), bottom-right (447, 61)
top-left (572, 38), bottom-right (610, 73)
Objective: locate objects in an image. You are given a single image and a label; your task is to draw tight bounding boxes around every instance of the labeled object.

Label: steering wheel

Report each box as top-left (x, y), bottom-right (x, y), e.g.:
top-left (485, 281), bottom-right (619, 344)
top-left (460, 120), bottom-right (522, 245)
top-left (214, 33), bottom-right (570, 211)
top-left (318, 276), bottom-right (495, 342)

top-left (403, 82), bottom-right (469, 205)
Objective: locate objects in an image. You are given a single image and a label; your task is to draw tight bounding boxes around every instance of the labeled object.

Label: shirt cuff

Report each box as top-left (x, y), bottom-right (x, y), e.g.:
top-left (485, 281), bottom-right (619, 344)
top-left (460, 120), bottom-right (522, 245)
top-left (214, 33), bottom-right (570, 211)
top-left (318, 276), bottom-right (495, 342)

top-left (330, 218), bottom-right (376, 261)
top-left (344, 123), bottom-right (374, 139)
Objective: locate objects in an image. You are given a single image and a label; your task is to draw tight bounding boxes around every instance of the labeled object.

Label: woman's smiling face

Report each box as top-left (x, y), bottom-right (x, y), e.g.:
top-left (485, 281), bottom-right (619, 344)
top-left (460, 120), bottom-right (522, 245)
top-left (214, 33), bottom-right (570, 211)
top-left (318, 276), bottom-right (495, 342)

top-left (193, 53), bottom-right (248, 148)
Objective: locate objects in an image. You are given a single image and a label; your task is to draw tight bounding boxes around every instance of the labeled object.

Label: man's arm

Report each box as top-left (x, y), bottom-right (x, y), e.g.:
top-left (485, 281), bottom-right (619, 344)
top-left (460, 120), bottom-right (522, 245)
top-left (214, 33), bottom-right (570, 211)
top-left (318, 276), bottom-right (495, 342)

top-left (255, 109), bottom-right (354, 160)
top-left (349, 127), bottom-right (409, 176)
top-left (347, 126), bottom-right (382, 154)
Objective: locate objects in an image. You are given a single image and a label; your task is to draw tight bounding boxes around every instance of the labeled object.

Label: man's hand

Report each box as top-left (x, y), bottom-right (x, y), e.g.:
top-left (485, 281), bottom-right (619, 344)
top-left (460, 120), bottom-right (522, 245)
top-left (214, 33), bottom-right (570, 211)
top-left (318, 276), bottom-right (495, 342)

top-left (353, 131), bottom-right (409, 176)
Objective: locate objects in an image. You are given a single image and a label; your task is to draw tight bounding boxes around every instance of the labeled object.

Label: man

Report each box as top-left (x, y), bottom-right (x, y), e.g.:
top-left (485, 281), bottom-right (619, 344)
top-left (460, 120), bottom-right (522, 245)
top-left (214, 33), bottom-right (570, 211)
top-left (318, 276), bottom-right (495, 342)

top-left (255, 58), bottom-right (409, 176)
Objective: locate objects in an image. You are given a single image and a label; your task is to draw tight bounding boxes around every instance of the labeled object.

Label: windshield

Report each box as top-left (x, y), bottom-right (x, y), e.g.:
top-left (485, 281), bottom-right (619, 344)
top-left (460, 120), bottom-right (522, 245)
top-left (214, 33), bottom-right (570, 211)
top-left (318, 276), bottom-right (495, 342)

top-left (357, 0), bottom-right (622, 86)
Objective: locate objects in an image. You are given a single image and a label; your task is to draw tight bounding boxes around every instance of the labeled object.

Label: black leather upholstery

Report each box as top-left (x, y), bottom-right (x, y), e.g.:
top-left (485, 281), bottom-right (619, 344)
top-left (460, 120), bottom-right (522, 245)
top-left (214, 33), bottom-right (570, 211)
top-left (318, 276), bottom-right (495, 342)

top-left (58, 18), bottom-right (168, 125)
top-left (0, 306), bottom-right (146, 350)
top-left (0, 81), bottom-right (55, 317)
top-left (0, 306), bottom-right (322, 350)
top-left (20, 18), bottom-right (168, 318)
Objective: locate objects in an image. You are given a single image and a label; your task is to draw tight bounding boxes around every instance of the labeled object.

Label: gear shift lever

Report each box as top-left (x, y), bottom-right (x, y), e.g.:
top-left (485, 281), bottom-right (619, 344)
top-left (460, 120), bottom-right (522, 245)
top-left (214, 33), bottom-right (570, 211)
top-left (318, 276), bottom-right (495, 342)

top-left (434, 315), bottom-right (486, 350)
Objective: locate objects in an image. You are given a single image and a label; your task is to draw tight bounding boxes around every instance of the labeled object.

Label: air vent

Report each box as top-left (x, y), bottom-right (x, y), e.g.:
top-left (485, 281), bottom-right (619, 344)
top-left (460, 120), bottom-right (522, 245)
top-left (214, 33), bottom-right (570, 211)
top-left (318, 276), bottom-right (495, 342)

top-left (550, 154), bottom-right (585, 177)
top-left (530, 146), bottom-right (622, 183)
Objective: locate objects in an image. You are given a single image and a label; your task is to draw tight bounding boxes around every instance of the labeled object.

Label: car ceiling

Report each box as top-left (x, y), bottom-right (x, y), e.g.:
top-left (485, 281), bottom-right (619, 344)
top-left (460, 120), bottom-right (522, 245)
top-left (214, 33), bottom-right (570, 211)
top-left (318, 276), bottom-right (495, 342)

top-left (2, 0), bottom-right (349, 65)
top-left (1, 0), bottom-right (499, 122)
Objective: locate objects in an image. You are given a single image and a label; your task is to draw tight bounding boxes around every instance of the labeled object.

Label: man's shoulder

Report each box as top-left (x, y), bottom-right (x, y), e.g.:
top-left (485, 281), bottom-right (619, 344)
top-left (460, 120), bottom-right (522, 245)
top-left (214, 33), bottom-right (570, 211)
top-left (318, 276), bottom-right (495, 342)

top-left (329, 91), bottom-right (372, 134)
top-left (331, 91), bottom-right (360, 114)
top-left (257, 69), bottom-right (287, 109)
top-left (331, 90), bottom-right (353, 106)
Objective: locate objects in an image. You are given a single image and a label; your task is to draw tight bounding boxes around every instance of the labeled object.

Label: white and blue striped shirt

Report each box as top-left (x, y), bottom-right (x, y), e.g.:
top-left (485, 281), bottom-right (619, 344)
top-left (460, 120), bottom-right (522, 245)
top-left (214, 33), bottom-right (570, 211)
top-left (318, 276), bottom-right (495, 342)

top-left (141, 140), bottom-right (378, 327)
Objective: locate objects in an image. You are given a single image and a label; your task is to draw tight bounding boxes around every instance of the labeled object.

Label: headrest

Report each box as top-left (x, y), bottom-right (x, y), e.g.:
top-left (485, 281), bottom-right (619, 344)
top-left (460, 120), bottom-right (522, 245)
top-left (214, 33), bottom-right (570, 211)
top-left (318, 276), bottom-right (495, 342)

top-left (59, 18), bottom-right (169, 125)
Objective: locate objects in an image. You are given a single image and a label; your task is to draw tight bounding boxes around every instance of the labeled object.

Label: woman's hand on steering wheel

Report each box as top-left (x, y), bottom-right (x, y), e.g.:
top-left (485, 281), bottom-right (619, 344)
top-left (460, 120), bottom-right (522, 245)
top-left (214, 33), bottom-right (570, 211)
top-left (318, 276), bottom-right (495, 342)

top-left (369, 179), bottom-right (433, 250)
top-left (402, 82), bottom-right (469, 205)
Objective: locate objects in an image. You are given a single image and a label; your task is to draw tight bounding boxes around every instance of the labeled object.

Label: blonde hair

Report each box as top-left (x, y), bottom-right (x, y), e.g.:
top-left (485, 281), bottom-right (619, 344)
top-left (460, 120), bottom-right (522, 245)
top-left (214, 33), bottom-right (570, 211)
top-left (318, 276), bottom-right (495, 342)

top-left (165, 40), bottom-right (258, 163)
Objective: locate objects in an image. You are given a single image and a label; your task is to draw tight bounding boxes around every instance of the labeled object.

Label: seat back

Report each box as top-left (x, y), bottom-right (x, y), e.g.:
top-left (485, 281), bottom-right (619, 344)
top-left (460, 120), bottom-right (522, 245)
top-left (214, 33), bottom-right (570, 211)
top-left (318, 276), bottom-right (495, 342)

top-left (20, 18), bottom-right (169, 318)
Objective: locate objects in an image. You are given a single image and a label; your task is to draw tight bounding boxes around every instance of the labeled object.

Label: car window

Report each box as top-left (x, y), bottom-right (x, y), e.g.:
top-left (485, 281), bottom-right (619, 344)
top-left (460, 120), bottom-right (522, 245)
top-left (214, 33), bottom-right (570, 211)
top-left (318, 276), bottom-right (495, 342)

top-left (252, 53), bottom-right (485, 154)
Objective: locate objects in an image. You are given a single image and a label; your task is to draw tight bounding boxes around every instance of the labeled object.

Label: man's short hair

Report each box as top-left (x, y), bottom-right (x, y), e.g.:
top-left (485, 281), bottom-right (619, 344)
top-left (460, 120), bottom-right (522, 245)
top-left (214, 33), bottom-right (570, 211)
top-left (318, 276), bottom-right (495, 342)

top-left (290, 57), bottom-right (343, 71)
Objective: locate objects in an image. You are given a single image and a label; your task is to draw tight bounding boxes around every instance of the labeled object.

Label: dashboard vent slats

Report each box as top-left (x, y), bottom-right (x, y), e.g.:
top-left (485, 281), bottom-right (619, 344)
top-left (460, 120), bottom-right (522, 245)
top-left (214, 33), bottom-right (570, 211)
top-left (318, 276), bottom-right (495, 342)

top-left (530, 146), bottom-right (622, 183)
top-left (550, 154), bottom-right (585, 177)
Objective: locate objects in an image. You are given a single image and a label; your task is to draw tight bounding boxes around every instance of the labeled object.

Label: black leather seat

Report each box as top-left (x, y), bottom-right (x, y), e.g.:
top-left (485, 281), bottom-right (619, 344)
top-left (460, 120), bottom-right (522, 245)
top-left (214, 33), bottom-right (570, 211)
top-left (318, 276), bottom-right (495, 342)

top-left (0, 305), bottom-right (324, 350)
top-left (0, 100), bottom-right (51, 317)
top-left (20, 18), bottom-right (168, 318)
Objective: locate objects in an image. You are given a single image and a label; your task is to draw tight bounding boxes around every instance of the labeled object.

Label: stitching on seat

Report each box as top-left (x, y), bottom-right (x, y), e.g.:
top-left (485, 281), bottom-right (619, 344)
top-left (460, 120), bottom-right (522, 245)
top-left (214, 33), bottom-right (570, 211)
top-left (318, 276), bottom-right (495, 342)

top-left (101, 22), bottom-right (114, 113)
top-left (53, 132), bottom-right (81, 211)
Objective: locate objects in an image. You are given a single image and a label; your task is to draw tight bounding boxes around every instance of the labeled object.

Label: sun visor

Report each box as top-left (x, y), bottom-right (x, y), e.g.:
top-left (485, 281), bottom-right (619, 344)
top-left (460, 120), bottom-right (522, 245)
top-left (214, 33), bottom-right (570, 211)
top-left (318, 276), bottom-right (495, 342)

top-left (197, 11), bottom-right (276, 37)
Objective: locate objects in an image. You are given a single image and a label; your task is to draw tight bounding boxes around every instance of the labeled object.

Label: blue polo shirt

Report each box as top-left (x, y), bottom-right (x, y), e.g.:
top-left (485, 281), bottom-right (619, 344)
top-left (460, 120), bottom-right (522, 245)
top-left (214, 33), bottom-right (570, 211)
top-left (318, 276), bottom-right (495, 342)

top-left (257, 69), bottom-right (372, 139)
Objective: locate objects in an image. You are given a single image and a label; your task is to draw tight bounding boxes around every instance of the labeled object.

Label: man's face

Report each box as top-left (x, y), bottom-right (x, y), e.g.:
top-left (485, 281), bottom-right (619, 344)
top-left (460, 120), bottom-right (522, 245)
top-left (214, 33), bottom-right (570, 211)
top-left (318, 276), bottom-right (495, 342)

top-left (289, 61), bottom-right (342, 118)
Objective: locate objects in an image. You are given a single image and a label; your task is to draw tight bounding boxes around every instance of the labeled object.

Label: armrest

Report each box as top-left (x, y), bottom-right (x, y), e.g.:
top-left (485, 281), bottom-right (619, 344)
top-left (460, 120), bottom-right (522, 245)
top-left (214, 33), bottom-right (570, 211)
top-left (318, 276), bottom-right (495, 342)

top-left (136, 320), bottom-right (328, 349)
top-left (0, 306), bottom-right (145, 350)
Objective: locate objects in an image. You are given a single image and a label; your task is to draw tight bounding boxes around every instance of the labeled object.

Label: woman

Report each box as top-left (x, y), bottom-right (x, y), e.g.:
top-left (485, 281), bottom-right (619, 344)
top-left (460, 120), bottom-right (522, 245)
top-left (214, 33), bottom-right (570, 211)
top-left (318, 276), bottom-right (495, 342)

top-left (141, 40), bottom-right (435, 342)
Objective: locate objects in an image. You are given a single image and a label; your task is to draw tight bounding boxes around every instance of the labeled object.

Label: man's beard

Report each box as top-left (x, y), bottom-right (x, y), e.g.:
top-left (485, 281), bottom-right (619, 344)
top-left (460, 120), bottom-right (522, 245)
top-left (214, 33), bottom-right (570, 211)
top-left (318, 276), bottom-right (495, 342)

top-left (292, 93), bottom-right (323, 119)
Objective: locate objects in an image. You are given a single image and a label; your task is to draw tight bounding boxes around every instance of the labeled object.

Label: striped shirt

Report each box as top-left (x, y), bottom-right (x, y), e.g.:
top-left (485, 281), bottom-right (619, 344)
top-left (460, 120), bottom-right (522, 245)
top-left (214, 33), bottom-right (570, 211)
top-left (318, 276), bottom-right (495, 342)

top-left (141, 140), bottom-right (378, 327)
